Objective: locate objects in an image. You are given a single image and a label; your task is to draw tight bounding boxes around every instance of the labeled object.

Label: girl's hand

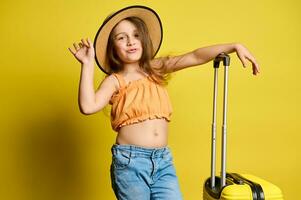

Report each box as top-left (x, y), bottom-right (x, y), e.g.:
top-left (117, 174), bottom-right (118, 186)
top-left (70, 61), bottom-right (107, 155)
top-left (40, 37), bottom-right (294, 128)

top-left (235, 44), bottom-right (260, 75)
top-left (68, 38), bottom-right (95, 64)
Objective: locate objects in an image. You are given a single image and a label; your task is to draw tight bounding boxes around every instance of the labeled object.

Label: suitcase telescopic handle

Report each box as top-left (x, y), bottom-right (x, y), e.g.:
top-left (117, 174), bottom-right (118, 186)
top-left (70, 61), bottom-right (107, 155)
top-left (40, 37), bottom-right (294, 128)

top-left (210, 53), bottom-right (231, 189)
top-left (214, 52), bottom-right (230, 68)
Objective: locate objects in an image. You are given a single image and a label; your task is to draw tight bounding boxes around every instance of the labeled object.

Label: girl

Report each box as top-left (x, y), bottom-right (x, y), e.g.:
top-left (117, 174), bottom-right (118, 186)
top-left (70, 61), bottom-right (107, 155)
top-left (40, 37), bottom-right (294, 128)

top-left (68, 5), bottom-right (259, 200)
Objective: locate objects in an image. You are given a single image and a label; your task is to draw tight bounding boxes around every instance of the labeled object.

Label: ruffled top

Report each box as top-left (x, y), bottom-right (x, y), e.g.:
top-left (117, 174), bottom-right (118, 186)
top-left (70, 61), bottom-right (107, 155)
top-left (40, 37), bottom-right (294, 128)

top-left (109, 73), bottom-right (173, 132)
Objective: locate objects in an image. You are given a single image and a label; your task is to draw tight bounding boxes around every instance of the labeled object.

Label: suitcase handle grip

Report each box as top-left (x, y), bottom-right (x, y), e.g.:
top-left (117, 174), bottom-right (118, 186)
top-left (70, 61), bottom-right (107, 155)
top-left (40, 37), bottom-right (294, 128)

top-left (214, 52), bottom-right (230, 68)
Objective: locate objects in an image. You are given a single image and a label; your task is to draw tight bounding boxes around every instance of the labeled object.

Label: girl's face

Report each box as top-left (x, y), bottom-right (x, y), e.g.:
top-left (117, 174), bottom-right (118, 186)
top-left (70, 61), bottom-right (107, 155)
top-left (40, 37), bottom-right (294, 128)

top-left (112, 19), bottom-right (143, 64)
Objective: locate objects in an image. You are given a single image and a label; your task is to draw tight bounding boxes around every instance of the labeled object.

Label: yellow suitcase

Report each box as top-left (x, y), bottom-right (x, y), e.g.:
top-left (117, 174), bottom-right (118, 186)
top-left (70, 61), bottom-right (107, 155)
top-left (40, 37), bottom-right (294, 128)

top-left (203, 173), bottom-right (283, 200)
top-left (202, 53), bottom-right (283, 200)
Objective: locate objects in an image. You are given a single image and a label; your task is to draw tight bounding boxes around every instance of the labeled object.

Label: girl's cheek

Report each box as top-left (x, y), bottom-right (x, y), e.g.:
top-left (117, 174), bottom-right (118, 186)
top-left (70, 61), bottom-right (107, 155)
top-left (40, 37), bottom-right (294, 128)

top-left (118, 42), bottom-right (126, 48)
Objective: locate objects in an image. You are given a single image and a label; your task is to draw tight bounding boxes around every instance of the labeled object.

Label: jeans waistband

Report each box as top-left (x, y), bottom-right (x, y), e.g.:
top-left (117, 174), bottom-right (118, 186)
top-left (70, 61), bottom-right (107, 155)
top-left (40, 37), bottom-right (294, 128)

top-left (111, 144), bottom-right (170, 158)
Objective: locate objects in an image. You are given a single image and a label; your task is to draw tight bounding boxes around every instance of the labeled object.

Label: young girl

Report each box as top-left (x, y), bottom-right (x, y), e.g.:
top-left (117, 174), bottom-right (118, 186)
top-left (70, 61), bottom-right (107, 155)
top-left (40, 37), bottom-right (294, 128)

top-left (68, 5), bottom-right (259, 200)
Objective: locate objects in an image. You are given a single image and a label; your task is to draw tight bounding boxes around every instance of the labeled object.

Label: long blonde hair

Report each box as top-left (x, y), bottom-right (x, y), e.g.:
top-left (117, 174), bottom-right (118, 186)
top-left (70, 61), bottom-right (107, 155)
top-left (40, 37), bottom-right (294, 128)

top-left (106, 16), bottom-right (171, 86)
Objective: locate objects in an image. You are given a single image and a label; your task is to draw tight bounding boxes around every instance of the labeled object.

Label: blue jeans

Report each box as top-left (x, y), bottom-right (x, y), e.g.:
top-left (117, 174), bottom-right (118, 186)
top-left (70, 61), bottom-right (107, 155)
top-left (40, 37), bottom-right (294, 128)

top-left (110, 144), bottom-right (183, 200)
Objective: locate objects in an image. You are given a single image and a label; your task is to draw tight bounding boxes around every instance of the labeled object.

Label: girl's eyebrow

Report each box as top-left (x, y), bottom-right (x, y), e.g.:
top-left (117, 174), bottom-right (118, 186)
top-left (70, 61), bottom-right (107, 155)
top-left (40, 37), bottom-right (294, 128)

top-left (114, 30), bottom-right (139, 38)
top-left (114, 32), bottom-right (126, 37)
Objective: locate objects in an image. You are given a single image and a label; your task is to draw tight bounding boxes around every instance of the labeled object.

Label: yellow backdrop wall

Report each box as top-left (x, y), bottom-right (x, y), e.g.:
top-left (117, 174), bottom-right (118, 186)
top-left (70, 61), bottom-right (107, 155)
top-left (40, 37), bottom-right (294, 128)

top-left (0, 0), bottom-right (300, 199)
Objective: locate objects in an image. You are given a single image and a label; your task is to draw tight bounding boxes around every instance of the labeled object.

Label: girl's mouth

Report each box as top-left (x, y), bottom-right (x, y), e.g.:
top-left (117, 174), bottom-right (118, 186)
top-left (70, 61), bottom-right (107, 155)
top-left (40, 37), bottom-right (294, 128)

top-left (127, 48), bottom-right (137, 53)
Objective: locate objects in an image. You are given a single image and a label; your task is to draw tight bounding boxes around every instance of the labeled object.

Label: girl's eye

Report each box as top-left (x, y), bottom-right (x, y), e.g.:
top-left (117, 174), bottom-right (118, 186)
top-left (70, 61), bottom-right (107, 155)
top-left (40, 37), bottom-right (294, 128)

top-left (118, 37), bottom-right (124, 40)
top-left (134, 34), bottom-right (139, 38)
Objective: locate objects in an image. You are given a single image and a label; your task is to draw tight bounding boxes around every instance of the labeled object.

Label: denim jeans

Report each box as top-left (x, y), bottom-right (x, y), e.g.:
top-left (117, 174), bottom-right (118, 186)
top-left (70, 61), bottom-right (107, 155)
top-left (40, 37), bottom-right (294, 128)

top-left (110, 144), bottom-right (183, 200)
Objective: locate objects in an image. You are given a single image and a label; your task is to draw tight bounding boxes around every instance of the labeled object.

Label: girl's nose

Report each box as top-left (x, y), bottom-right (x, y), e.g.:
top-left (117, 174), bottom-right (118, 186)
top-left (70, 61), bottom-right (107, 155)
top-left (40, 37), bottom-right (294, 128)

top-left (127, 37), bottom-right (135, 46)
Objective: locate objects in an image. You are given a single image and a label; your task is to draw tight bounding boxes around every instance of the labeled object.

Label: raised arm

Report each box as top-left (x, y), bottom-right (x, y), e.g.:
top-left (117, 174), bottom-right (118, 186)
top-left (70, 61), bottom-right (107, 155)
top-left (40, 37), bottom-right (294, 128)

top-left (153, 43), bottom-right (260, 75)
top-left (77, 62), bottom-right (117, 115)
top-left (68, 38), bottom-right (117, 115)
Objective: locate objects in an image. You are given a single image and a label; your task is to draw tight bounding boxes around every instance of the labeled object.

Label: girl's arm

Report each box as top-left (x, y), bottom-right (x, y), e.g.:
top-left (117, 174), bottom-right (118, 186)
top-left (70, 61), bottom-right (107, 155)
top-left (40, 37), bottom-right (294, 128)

top-left (78, 61), bottom-right (97, 114)
top-left (78, 62), bottom-right (116, 115)
top-left (154, 43), bottom-right (260, 75)
top-left (69, 38), bottom-right (116, 115)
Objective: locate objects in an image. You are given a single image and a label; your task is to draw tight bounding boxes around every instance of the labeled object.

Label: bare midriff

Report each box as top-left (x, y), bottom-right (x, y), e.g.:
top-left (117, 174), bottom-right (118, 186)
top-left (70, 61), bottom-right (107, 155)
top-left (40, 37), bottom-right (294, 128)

top-left (116, 118), bottom-right (168, 148)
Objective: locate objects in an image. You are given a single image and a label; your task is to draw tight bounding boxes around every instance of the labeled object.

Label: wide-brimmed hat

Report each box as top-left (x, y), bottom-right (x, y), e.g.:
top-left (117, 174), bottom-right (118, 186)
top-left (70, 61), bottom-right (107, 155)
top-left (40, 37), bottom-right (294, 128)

top-left (93, 5), bottom-right (163, 74)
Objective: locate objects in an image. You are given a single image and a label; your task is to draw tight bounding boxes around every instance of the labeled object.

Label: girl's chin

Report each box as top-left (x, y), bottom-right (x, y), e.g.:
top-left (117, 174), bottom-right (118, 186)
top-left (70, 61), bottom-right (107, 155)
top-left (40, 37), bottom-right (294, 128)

top-left (124, 56), bottom-right (142, 63)
top-left (124, 60), bottom-right (140, 64)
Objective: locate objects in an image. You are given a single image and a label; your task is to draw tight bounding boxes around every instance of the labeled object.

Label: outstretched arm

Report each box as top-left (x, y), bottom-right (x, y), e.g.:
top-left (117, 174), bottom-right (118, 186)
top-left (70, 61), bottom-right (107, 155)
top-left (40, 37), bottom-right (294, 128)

top-left (154, 43), bottom-right (260, 75)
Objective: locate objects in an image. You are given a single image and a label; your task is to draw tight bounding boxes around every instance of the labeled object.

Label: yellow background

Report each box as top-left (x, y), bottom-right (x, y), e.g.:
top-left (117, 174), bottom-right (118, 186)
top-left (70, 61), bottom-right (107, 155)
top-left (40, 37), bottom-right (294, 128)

top-left (1, 0), bottom-right (300, 199)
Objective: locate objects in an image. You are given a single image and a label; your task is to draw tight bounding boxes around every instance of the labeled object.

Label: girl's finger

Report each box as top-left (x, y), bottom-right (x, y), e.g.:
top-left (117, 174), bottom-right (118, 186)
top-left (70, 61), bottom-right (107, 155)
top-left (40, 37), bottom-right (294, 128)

top-left (252, 62), bottom-right (260, 75)
top-left (73, 43), bottom-right (80, 51)
top-left (245, 54), bottom-right (255, 64)
top-left (81, 38), bottom-right (89, 47)
top-left (68, 47), bottom-right (76, 55)
top-left (253, 66), bottom-right (258, 75)
top-left (87, 37), bottom-right (93, 47)
top-left (240, 56), bottom-right (248, 67)
top-left (254, 63), bottom-right (260, 73)
top-left (246, 56), bottom-right (260, 73)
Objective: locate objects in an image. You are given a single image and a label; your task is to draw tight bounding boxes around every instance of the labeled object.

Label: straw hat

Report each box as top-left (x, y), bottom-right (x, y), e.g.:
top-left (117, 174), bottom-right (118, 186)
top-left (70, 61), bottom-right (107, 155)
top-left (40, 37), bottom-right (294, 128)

top-left (93, 5), bottom-right (163, 74)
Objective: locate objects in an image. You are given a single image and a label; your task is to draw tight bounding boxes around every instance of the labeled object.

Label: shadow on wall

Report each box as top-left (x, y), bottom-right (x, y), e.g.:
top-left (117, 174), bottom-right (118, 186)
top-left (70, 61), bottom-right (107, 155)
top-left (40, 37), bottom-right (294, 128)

top-left (14, 108), bottom-right (106, 200)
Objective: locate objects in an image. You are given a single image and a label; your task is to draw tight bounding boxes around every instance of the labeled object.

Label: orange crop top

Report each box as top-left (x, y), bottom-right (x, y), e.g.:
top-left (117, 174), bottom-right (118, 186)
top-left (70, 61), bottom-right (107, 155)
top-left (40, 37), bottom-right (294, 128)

top-left (109, 73), bottom-right (173, 132)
